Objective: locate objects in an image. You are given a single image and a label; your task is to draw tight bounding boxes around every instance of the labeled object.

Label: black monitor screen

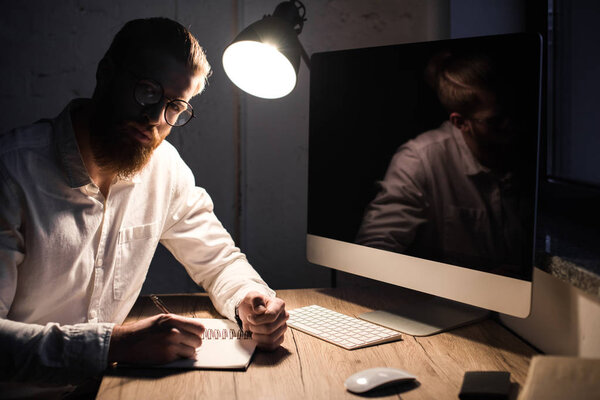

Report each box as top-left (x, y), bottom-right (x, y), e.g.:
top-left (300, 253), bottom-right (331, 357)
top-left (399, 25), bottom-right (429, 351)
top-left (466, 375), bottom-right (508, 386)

top-left (308, 33), bottom-right (541, 281)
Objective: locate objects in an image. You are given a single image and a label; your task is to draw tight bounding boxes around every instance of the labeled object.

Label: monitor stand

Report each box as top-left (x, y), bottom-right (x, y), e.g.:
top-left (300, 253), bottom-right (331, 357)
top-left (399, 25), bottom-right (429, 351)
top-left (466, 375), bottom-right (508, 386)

top-left (358, 293), bottom-right (490, 337)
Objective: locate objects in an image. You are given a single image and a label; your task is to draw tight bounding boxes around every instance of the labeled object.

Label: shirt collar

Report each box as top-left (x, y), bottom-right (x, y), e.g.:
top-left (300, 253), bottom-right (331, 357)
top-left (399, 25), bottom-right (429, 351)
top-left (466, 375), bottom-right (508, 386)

top-left (53, 99), bottom-right (93, 188)
top-left (447, 121), bottom-right (490, 177)
top-left (53, 99), bottom-right (142, 188)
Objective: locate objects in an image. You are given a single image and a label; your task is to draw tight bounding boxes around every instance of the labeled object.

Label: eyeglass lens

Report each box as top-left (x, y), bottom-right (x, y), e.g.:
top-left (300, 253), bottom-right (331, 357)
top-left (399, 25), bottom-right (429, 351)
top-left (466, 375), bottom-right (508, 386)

top-left (134, 80), bottom-right (193, 127)
top-left (166, 100), bottom-right (193, 127)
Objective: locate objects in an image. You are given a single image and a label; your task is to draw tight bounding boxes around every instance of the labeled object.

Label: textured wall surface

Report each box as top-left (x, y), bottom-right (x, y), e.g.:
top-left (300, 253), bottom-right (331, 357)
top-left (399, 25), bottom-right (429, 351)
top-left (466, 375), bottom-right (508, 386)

top-left (0, 0), bottom-right (448, 293)
top-left (239, 0), bottom-right (448, 290)
top-left (0, 0), bottom-right (239, 293)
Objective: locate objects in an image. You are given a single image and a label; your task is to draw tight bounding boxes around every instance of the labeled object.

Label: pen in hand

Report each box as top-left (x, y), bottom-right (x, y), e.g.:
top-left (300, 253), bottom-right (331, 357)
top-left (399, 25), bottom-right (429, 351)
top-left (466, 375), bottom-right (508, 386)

top-left (150, 294), bottom-right (172, 314)
top-left (109, 295), bottom-right (206, 364)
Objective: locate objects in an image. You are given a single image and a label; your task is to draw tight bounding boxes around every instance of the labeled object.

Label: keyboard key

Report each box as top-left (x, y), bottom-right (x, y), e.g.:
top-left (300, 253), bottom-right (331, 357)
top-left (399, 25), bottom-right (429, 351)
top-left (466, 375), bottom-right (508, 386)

top-left (287, 305), bottom-right (402, 350)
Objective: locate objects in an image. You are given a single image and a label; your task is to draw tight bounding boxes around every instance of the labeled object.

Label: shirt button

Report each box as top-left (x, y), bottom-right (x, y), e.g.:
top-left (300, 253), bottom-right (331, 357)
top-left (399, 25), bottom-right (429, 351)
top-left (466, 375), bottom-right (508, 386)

top-left (96, 258), bottom-right (103, 266)
top-left (89, 310), bottom-right (97, 319)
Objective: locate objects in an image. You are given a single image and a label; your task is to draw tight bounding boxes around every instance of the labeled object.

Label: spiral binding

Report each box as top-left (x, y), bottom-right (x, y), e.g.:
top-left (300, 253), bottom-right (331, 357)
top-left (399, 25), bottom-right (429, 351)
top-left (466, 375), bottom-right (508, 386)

top-left (202, 328), bottom-right (252, 340)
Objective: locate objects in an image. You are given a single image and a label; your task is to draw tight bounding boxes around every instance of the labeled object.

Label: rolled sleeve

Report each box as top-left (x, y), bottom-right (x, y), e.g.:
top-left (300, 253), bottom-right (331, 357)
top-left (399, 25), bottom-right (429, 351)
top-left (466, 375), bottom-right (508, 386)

top-left (0, 161), bottom-right (24, 318)
top-left (203, 258), bottom-right (276, 321)
top-left (0, 319), bottom-right (114, 385)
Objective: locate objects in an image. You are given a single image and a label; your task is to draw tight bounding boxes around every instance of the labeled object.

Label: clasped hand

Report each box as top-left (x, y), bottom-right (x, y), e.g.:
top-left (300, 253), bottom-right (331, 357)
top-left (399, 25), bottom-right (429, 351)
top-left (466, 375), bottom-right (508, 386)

top-left (236, 291), bottom-right (288, 351)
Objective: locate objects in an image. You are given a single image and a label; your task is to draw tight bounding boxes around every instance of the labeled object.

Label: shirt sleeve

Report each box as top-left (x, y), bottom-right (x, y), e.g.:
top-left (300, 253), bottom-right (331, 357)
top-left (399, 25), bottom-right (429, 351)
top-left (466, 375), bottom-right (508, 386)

top-left (0, 160), bottom-right (114, 386)
top-left (0, 159), bottom-right (23, 318)
top-left (159, 158), bottom-right (274, 322)
top-left (355, 143), bottom-right (430, 252)
top-left (0, 319), bottom-right (113, 385)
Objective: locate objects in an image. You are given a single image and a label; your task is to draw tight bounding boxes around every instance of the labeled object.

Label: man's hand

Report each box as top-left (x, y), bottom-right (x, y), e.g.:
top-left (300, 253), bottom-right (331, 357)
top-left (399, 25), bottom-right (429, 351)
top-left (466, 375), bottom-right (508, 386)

top-left (108, 314), bottom-right (205, 365)
top-left (237, 292), bottom-right (288, 351)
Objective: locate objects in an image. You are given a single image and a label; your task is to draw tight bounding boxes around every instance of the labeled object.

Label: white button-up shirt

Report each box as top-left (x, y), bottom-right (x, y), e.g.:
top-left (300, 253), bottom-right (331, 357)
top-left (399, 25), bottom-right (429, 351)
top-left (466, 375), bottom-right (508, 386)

top-left (0, 100), bottom-right (274, 391)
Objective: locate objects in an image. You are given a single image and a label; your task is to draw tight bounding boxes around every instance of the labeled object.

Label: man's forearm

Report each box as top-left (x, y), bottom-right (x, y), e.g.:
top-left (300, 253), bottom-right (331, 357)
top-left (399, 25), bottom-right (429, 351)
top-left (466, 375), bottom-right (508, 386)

top-left (0, 319), bottom-right (113, 385)
top-left (200, 258), bottom-right (275, 322)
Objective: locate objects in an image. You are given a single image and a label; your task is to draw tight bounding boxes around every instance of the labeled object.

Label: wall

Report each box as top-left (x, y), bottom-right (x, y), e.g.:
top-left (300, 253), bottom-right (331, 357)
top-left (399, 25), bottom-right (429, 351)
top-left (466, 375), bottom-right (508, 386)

top-left (551, 0), bottom-right (600, 185)
top-left (0, 0), bottom-right (240, 293)
top-left (449, 0), bottom-right (525, 38)
top-left (0, 0), bottom-right (448, 293)
top-left (239, 0), bottom-right (449, 290)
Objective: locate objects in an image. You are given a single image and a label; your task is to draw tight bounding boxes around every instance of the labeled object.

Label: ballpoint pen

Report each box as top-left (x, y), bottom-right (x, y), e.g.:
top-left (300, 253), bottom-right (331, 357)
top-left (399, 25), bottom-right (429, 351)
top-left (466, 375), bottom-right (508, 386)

top-left (149, 294), bottom-right (172, 314)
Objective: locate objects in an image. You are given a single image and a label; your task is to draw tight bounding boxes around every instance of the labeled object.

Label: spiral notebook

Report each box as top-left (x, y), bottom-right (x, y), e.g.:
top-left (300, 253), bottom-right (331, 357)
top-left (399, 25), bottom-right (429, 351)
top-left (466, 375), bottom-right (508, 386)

top-left (159, 318), bottom-right (256, 370)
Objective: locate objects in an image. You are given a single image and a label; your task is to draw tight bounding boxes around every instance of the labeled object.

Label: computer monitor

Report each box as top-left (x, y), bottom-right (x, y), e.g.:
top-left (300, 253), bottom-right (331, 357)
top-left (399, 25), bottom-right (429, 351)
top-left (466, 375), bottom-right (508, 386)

top-left (307, 33), bottom-right (542, 336)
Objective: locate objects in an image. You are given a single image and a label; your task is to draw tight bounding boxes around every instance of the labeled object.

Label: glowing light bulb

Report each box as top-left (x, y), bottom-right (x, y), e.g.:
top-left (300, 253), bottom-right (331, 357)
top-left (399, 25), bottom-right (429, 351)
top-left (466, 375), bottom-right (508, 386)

top-left (223, 40), bottom-right (297, 99)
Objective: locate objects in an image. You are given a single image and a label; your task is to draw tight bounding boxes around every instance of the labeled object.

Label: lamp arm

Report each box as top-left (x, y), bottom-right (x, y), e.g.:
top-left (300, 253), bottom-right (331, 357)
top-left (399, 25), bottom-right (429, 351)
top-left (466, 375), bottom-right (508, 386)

top-left (299, 40), bottom-right (311, 70)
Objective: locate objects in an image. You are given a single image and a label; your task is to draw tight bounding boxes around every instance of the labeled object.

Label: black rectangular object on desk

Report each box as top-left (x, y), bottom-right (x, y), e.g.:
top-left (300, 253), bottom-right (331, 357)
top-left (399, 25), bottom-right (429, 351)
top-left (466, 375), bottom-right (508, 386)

top-left (459, 371), bottom-right (511, 400)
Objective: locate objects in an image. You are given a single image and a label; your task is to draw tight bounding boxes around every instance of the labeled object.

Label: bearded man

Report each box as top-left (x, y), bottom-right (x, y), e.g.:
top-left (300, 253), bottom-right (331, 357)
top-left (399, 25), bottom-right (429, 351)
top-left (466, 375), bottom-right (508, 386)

top-left (0, 17), bottom-right (287, 398)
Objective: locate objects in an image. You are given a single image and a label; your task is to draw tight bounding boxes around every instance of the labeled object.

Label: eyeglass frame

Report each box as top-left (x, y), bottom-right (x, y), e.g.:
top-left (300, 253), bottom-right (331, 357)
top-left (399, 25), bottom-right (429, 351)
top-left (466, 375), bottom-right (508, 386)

top-left (467, 114), bottom-right (513, 130)
top-left (121, 67), bottom-right (196, 127)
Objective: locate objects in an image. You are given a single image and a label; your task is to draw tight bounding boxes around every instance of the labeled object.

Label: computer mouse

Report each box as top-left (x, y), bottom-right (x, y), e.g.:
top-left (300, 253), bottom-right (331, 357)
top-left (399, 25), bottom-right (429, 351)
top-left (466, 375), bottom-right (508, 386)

top-left (344, 367), bottom-right (417, 394)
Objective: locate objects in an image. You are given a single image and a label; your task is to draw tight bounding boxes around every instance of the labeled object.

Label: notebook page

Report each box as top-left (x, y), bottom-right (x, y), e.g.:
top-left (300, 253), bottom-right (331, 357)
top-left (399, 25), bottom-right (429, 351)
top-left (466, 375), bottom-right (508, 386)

top-left (161, 318), bottom-right (256, 370)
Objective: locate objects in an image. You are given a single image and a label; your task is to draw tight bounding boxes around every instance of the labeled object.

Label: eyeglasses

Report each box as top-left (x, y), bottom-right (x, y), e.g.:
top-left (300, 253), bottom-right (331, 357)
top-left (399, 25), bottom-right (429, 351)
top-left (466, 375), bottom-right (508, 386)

top-left (124, 68), bottom-right (195, 127)
top-left (469, 115), bottom-right (511, 130)
top-left (135, 79), bottom-right (195, 127)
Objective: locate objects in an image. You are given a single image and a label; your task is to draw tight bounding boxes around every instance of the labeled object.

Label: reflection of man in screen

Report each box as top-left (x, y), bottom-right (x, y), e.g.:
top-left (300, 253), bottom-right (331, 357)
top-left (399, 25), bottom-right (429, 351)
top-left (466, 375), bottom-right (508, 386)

top-left (356, 50), bottom-right (534, 277)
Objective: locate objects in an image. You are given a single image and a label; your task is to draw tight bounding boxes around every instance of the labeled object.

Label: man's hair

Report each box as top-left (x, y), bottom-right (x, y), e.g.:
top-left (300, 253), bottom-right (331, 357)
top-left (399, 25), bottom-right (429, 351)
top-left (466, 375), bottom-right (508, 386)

top-left (106, 17), bottom-right (211, 93)
top-left (425, 50), bottom-right (502, 117)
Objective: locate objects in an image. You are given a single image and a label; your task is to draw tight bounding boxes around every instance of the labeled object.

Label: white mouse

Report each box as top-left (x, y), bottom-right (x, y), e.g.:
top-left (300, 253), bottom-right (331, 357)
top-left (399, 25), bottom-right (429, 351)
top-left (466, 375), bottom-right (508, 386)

top-left (344, 367), bottom-right (417, 394)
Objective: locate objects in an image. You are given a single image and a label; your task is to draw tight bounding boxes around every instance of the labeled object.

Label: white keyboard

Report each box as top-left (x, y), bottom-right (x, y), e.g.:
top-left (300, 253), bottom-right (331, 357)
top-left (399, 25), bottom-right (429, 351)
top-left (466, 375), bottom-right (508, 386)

top-left (287, 305), bottom-right (402, 350)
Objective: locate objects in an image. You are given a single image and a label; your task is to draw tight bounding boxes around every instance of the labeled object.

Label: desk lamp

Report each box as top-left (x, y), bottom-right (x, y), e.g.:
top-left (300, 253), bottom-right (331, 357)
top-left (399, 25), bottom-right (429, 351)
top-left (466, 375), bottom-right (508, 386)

top-left (222, 0), bottom-right (310, 99)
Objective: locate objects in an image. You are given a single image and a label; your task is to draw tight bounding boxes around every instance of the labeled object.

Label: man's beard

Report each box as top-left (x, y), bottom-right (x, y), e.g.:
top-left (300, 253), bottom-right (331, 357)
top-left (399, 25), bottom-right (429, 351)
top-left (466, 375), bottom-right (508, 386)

top-left (89, 97), bottom-right (161, 179)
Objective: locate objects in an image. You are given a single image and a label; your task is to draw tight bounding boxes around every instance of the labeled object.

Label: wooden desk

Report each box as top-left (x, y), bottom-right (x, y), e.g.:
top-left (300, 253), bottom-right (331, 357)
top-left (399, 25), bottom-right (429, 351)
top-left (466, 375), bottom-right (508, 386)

top-left (96, 288), bottom-right (536, 399)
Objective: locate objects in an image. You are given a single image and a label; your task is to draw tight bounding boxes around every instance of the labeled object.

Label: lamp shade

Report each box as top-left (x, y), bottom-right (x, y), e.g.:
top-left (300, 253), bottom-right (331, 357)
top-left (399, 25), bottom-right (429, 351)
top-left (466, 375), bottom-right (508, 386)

top-left (223, 12), bottom-right (304, 99)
